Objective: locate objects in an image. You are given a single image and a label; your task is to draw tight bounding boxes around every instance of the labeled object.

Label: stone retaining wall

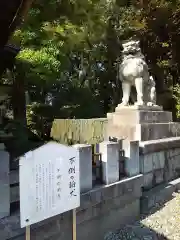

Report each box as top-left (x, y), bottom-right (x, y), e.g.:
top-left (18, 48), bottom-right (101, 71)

top-left (0, 140), bottom-right (128, 220)
top-left (0, 175), bottom-right (143, 240)
top-left (2, 114), bottom-right (180, 239)
top-left (140, 137), bottom-right (180, 190)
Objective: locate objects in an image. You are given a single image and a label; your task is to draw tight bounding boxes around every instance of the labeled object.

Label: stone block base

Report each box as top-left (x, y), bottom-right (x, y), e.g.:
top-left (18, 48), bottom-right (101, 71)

top-left (143, 169), bottom-right (164, 190)
top-left (113, 109), bottom-right (172, 125)
top-left (106, 105), bottom-right (180, 142)
top-left (140, 137), bottom-right (180, 190)
top-left (140, 122), bottom-right (180, 141)
top-left (115, 105), bottom-right (163, 111)
top-left (107, 121), bottom-right (180, 142)
top-left (141, 177), bottom-right (180, 214)
top-left (0, 175), bottom-right (143, 240)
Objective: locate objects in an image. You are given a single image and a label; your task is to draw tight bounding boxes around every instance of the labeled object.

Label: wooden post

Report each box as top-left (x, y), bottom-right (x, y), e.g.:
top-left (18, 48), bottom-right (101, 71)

top-left (72, 209), bottom-right (77, 240)
top-left (26, 225), bottom-right (30, 240)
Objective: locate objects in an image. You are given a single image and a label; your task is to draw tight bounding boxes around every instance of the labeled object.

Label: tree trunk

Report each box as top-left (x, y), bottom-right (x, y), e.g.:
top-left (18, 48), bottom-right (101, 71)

top-left (12, 71), bottom-right (27, 126)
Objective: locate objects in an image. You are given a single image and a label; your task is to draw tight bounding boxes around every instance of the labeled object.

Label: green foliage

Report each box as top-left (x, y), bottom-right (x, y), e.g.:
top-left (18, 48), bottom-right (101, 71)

top-left (173, 84), bottom-right (180, 118)
top-left (8, 0), bottom-right (180, 139)
top-left (3, 119), bottom-right (42, 162)
top-left (26, 103), bottom-right (54, 139)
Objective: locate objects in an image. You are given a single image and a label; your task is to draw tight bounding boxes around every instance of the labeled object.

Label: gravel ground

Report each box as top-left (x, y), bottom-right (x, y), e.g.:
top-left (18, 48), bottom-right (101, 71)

top-left (104, 192), bottom-right (180, 240)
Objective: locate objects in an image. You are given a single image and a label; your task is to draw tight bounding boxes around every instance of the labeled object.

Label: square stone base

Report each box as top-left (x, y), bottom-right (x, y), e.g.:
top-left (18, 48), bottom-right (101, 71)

top-left (106, 122), bottom-right (180, 142)
top-left (116, 104), bottom-right (163, 111)
top-left (106, 105), bottom-right (178, 142)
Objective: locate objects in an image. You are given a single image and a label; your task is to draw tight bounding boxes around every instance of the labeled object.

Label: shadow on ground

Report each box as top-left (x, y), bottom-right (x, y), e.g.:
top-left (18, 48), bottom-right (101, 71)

top-left (105, 188), bottom-right (180, 240)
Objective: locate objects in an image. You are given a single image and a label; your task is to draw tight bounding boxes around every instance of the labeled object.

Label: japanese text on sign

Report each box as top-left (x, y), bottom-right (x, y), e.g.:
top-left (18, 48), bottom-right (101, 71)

top-left (68, 157), bottom-right (77, 197)
top-left (20, 142), bottom-right (80, 228)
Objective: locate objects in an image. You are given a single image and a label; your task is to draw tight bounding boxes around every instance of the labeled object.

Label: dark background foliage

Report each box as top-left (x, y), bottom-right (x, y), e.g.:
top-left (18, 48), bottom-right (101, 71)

top-left (2, 0), bottom-right (180, 142)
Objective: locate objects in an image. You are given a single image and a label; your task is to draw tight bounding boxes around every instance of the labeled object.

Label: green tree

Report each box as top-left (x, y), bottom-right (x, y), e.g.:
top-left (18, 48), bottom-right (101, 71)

top-left (9, 0), bottom-right (180, 138)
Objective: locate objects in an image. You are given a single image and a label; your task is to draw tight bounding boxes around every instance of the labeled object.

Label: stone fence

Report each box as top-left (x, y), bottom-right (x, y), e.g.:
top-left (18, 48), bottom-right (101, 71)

top-left (2, 136), bottom-right (180, 220)
top-left (0, 139), bottom-right (140, 220)
top-left (1, 135), bottom-right (180, 239)
top-left (0, 139), bottom-right (144, 240)
top-left (0, 175), bottom-right (143, 240)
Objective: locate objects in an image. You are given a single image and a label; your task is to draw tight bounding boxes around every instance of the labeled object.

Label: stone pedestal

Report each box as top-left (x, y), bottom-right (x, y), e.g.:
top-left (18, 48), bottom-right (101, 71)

top-left (106, 105), bottom-right (176, 142)
top-left (106, 104), bottom-right (180, 179)
top-left (107, 104), bottom-right (180, 186)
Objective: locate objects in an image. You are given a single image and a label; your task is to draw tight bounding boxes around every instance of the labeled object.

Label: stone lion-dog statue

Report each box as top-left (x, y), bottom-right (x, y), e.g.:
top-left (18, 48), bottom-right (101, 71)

top-left (119, 39), bottom-right (157, 107)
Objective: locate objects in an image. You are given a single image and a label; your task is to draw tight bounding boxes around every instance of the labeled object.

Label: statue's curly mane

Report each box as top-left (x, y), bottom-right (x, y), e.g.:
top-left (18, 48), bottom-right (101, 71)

top-left (122, 40), bottom-right (145, 61)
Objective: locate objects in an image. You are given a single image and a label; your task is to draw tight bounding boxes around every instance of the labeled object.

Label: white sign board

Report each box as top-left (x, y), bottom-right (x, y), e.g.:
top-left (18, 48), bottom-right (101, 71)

top-left (19, 142), bottom-right (80, 228)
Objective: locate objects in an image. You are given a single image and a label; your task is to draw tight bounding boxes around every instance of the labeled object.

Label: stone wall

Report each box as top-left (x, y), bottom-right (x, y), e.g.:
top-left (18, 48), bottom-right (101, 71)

top-left (140, 137), bottom-right (180, 190)
top-left (1, 139), bottom-right (180, 239)
top-left (2, 110), bottom-right (180, 239)
top-left (0, 175), bottom-right (143, 240)
top-left (0, 140), bottom-right (129, 220)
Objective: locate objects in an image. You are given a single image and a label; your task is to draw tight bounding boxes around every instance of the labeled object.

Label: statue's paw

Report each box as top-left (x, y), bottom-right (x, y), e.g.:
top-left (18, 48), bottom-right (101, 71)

top-left (135, 101), bottom-right (144, 106)
top-left (119, 102), bottom-right (128, 106)
top-left (147, 102), bottom-right (153, 107)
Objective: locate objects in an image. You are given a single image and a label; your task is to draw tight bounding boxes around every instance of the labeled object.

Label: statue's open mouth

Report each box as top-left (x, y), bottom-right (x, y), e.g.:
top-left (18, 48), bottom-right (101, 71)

top-left (124, 50), bottom-right (136, 55)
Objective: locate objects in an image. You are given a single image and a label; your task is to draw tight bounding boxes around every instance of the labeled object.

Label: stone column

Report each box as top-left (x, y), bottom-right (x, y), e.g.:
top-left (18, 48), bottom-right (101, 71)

top-left (0, 144), bottom-right (10, 218)
top-left (123, 140), bottom-right (140, 177)
top-left (73, 144), bottom-right (92, 193)
top-left (99, 141), bottom-right (119, 185)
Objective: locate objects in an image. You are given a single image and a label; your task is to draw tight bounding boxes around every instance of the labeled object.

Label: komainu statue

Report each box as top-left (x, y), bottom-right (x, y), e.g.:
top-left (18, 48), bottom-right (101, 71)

top-left (119, 39), bottom-right (157, 106)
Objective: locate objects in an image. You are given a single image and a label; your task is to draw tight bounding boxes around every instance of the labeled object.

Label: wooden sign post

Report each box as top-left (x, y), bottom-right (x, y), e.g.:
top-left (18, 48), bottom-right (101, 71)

top-left (73, 209), bottom-right (77, 240)
top-left (19, 142), bottom-right (80, 240)
top-left (26, 226), bottom-right (30, 240)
